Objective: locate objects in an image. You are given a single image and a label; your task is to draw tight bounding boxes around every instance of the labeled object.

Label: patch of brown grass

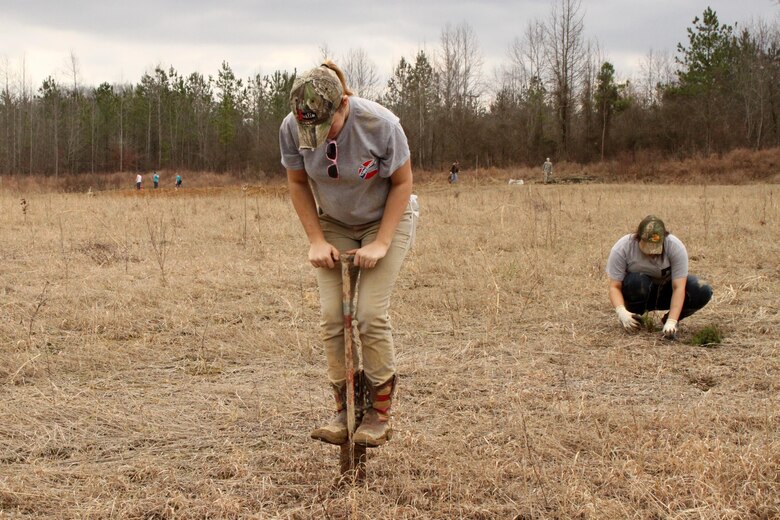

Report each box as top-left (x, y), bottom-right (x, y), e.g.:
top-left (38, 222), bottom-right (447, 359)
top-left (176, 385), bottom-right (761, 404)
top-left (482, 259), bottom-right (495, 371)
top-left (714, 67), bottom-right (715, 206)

top-left (413, 147), bottom-right (780, 186)
top-left (0, 169), bottom-right (285, 195)
top-left (0, 173), bottom-right (778, 518)
top-left (4, 145), bottom-right (780, 197)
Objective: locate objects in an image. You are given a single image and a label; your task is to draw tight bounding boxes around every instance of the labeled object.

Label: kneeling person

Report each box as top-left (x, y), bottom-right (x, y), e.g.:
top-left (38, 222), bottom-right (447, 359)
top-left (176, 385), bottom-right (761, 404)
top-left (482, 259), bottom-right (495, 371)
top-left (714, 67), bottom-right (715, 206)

top-left (606, 215), bottom-right (712, 338)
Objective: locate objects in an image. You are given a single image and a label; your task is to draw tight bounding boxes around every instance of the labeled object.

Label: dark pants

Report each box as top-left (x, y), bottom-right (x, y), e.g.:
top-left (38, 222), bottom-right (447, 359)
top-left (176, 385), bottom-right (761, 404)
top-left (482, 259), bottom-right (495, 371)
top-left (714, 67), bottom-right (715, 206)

top-left (622, 273), bottom-right (712, 321)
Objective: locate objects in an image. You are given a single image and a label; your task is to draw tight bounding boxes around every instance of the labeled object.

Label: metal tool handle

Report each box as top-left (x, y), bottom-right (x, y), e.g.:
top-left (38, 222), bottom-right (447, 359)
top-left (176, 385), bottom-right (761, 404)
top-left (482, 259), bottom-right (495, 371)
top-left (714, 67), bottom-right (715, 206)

top-left (339, 254), bottom-right (367, 483)
top-left (341, 255), bottom-right (358, 440)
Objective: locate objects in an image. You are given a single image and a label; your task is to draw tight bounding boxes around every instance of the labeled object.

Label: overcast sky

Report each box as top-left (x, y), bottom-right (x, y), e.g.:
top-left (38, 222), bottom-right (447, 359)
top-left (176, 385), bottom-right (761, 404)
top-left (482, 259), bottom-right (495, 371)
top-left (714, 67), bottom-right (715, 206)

top-left (0, 0), bottom-right (777, 92)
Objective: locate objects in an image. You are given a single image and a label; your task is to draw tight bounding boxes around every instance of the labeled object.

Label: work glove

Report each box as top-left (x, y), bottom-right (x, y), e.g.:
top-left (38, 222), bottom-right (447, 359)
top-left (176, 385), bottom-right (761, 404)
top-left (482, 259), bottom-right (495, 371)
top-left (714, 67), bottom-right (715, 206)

top-left (615, 305), bottom-right (641, 332)
top-left (662, 318), bottom-right (678, 339)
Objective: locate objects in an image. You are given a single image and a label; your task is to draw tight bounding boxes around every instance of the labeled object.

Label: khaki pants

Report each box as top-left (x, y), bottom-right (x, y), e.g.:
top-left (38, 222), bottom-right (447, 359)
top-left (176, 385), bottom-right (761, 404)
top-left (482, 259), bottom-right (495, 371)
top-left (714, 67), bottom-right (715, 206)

top-left (316, 206), bottom-right (414, 386)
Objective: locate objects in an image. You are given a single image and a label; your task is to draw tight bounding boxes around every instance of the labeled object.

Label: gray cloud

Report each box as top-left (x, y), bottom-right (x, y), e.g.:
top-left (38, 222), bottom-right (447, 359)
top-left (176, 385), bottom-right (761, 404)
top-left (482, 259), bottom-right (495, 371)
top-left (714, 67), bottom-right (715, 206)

top-left (0, 0), bottom-right (776, 87)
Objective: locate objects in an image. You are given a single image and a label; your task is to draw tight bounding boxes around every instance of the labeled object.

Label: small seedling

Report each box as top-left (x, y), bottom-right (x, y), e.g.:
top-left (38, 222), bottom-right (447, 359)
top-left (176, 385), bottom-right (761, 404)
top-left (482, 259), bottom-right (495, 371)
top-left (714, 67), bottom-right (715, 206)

top-left (689, 325), bottom-right (723, 347)
top-left (640, 313), bottom-right (656, 331)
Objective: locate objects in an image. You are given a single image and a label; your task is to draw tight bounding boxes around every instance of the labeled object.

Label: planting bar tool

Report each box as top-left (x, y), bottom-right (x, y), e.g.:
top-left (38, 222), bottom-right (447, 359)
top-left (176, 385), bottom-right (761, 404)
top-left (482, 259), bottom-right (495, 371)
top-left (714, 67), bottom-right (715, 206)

top-left (339, 254), bottom-right (366, 482)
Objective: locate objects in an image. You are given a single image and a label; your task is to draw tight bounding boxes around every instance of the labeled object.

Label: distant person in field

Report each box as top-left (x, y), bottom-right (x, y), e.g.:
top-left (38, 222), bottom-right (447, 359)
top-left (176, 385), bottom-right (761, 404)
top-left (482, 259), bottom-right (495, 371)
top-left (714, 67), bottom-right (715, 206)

top-left (449, 161), bottom-right (459, 184)
top-left (543, 158), bottom-right (553, 184)
top-left (606, 215), bottom-right (713, 339)
top-left (175, 174), bottom-right (182, 188)
top-left (280, 60), bottom-right (414, 448)
top-left (136, 173), bottom-right (142, 190)
top-left (153, 171), bottom-right (159, 189)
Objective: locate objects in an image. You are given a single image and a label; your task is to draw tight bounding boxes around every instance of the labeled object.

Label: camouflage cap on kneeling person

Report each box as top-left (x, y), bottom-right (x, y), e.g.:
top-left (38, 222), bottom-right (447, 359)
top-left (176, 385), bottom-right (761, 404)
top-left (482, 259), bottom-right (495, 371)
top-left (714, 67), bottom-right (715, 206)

top-left (638, 215), bottom-right (666, 255)
top-left (289, 66), bottom-right (343, 150)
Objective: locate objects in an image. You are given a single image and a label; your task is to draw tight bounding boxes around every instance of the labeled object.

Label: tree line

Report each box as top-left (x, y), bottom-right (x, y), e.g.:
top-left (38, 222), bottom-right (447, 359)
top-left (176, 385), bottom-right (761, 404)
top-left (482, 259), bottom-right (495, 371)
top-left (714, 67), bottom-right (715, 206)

top-left (1, 1), bottom-right (778, 178)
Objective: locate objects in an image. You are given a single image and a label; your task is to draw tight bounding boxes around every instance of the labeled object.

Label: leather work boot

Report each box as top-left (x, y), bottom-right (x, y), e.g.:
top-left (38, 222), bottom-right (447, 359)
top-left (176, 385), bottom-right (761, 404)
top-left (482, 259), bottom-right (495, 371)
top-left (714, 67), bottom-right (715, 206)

top-left (311, 384), bottom-right (348, 445)
top-left (353, 376), bottom-right (396, 447)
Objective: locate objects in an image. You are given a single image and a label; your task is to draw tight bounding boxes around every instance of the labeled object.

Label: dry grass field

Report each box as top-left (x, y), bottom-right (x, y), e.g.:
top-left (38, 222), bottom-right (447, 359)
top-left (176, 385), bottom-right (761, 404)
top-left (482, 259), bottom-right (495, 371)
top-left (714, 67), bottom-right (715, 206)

top-left (0, 176), bottom-right (778, 519)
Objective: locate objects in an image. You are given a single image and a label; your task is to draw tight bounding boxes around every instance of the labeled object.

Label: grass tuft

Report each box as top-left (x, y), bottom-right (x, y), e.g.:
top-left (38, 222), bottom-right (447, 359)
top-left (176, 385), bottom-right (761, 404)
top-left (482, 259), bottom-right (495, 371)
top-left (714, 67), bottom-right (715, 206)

top-left (689, 325), bottom-right (724, 347)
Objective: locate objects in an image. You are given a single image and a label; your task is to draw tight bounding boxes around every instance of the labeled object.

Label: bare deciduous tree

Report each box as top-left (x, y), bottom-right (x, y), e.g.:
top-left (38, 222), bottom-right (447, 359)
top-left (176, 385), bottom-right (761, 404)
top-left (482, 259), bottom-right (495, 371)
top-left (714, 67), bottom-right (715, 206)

top-left (341, 48), bottom-right (380, 100)
top-left (438, 22), bottom-right (484, 111)
top-left (318, 43), bottom-right (332, 66)
top-left (579, 40), bottom-right (601, 160)
top-left (437, 22), bottom-right (485, 162)
top-left (735, 19), bottom-right (778, 149)
top-left (1, 56), bottom-right (14, 175)
top-left (546, 0), bottom-right (586, 156)
top-left (508, 20), bottom-right (546, 89)
top-left (639, 48), bottom-right (674, 107)
top-left (65, 52), bottom-right (82, 173)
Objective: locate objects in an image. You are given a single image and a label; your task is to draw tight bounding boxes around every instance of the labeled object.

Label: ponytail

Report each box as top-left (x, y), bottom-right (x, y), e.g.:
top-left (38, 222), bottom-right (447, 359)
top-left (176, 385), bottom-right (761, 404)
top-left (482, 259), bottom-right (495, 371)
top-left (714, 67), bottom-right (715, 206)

top-left (321, 60), bottom-right (354, 96)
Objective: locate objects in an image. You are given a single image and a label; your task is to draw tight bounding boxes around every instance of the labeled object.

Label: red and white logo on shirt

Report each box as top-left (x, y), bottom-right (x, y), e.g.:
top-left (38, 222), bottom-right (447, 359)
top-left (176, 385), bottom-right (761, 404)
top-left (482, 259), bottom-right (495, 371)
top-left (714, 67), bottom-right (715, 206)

top-left (358, 159), bottom-right (379, 180)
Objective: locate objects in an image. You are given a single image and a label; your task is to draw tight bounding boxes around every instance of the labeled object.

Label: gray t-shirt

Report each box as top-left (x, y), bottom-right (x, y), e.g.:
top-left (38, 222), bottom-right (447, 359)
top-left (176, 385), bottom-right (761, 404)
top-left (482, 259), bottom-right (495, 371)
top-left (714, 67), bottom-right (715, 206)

top-left (606, 233), bottom-right (689, 283)
top-left (279, 96), bottom-right (410, 225)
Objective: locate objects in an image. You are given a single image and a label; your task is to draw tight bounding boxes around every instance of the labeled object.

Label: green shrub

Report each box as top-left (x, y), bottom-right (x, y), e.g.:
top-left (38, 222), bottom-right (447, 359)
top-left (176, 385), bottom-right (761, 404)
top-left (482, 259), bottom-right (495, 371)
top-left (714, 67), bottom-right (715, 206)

top-left (689, 325), bottom-right (723, 346)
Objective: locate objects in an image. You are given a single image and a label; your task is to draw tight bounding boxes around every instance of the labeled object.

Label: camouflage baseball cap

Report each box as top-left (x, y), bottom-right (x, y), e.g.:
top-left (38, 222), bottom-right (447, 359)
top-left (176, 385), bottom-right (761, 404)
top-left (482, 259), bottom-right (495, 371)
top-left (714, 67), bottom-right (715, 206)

top-left (289, 66), bottom-right (343, 150)
top-left (638, 215), bottom-right (666, 255)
